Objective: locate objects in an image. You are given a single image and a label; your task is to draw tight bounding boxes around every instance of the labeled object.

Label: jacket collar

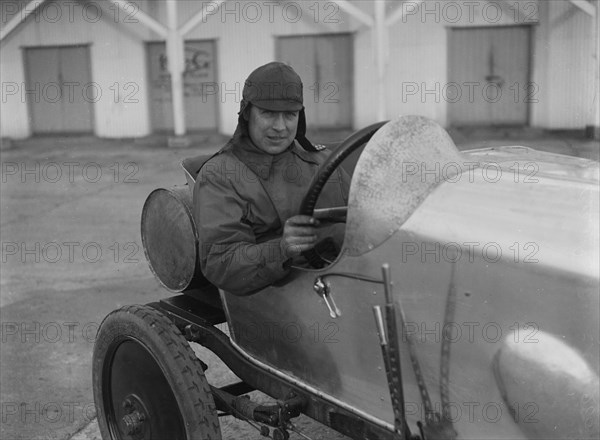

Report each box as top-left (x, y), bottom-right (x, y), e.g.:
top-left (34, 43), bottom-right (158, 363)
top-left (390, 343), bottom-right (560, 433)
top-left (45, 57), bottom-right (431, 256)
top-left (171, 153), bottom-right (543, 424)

top-left (227, 133), bottom-right (319, 180)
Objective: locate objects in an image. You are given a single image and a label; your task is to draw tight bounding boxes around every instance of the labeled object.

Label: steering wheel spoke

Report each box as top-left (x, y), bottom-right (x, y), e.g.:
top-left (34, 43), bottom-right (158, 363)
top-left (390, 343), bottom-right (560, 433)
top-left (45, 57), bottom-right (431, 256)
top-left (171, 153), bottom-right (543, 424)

top-left (313, 206), bottom-right (348, 223)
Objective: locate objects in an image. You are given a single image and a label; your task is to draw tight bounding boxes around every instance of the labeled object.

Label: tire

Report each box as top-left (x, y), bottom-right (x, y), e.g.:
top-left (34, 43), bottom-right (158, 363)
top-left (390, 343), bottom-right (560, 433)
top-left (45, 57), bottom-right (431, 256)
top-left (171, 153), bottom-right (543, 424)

top-left (92, 304), bottom-right (222, 440)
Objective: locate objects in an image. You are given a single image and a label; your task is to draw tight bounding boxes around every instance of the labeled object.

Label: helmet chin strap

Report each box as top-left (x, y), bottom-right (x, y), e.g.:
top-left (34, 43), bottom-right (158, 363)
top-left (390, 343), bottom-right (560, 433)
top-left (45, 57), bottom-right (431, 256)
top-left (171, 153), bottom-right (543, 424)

top-left (294, 109), bottom-right (318, 152)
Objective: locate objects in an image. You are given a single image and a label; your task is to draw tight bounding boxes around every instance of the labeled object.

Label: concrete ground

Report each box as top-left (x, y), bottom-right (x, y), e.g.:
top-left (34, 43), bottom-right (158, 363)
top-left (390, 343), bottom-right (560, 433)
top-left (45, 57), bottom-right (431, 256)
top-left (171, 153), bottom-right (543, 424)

top-left (0, 127), bottom-right (597, 440)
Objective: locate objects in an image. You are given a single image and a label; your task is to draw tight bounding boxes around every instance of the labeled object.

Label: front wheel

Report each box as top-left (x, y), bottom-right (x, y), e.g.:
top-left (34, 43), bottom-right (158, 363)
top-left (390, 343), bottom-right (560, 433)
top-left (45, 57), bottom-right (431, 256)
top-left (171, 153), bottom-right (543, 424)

top-left (92, 304), bottom-right (221, 439)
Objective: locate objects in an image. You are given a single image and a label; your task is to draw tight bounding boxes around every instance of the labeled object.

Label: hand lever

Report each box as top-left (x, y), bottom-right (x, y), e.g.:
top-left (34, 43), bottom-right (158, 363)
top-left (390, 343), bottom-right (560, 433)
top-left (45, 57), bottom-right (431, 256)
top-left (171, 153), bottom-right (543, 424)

top-left (313, 277), bottom-right (341, 318)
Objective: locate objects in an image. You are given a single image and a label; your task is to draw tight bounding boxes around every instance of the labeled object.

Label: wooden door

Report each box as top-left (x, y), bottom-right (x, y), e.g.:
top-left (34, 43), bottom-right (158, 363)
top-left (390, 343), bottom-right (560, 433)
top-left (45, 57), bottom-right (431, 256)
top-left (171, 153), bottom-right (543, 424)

top-left (277, 34), bottom-right (353, 129)
top-left (147, 40), bottom-right (218, 132)
top-left (25, 46), bottom-right (93, 134)
top-left (448, 26), bottom-right (531, 126)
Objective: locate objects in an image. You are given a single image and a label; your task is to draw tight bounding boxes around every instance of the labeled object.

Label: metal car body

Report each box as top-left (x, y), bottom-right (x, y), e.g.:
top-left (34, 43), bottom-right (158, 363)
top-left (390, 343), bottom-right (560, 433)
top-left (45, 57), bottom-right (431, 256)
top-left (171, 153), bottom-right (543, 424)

top-left (135, 115), bottom-right (599, 439)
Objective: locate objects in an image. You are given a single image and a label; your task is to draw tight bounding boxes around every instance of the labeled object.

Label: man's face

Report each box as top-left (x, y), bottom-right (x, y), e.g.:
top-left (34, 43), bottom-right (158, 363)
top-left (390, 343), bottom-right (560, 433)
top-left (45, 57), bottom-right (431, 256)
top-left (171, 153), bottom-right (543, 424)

top-left (247, 106), bottom-right (299, 155)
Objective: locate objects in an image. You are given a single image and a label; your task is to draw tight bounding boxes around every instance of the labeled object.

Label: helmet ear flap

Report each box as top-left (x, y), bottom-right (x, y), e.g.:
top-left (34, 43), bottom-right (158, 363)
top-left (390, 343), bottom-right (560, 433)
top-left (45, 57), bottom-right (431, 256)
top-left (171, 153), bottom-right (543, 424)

top-left (297, 108), bottom-right (306, 135)
top-left (295, 108), bottom-right (317, 152)
top-left (236, 100), bottom-right (251, 136)
top-left (241, 102), bottom-right (251, 121)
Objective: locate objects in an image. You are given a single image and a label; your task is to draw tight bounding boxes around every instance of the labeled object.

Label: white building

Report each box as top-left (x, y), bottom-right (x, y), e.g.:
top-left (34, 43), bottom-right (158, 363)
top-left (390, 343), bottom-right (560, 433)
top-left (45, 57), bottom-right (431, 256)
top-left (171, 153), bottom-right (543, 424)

top-left (1, 0), bottom-right (598, 139)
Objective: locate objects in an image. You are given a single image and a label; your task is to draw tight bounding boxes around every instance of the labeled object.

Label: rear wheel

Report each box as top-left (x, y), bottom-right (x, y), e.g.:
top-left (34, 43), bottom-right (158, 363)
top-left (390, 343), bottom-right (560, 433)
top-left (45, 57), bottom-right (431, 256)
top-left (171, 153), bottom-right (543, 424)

top-left (92, 304), bottom-right (221, 439)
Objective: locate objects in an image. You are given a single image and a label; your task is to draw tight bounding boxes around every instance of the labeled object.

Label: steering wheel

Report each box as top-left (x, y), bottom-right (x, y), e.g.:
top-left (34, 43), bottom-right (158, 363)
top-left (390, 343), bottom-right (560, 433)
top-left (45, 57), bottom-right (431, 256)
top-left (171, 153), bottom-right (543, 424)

top-left (299, 121), bottom-right (388, 268)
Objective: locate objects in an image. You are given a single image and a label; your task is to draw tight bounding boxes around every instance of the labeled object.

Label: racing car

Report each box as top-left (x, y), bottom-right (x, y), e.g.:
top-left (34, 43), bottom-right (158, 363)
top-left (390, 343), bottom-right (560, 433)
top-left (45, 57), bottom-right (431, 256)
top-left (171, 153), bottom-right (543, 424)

top-left (92, 115), bottom-right (599, 439)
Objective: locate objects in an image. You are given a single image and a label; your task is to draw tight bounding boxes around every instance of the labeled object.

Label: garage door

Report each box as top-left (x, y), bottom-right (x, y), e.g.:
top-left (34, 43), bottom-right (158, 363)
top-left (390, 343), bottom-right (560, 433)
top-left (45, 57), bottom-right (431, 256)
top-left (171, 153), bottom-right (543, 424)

top-left (448, 26), bottom-right (531, 126)
top-left (277, 34), bottom-right (353, 129)
top-left (147, 40), bottom-right (218, 132)
top-left (25, 46), bottom-right (94, 134)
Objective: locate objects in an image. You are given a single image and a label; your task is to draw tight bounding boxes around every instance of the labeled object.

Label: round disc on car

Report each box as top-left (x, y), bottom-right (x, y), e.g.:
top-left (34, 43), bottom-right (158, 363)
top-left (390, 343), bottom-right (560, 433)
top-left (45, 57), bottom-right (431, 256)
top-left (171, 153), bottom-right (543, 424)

top-left (141, 187), bottom-right (205, 292)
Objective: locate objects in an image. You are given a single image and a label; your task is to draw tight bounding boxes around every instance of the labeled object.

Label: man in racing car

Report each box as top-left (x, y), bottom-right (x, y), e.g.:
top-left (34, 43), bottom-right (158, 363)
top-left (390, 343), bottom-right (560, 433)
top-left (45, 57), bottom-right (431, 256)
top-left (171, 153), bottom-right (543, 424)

top-left (193, 61), bottom-right (350, 295)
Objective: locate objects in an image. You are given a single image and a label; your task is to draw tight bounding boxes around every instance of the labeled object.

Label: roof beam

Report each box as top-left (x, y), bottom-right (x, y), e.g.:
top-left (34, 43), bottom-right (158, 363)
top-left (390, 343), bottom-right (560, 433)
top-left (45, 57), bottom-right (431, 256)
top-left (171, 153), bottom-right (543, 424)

top-left (180, 0), bottom-right (226, 36)
top-left (0, 0), bottom-right (49, 42)
top-left (330, 1), bottom-right (391, 121)
top-left (374, 1), bottom-right (387, 121)
top-left (107, 0), bottom-right (168, 37)
top-left (385, 0), bottom-right (424, 27)
top-left (332, 0), bottom-right (374, 27)
top-left (569, 0), bottom-right (596, 16)
top-left (166, 0), bottom-right (186, 136)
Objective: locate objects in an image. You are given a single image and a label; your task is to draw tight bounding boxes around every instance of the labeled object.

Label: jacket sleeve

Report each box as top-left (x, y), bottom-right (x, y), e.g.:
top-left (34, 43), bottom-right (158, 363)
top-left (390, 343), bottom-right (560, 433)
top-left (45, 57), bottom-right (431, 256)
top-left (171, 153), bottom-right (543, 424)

top-left (193, 167), bottom-right (290, 296)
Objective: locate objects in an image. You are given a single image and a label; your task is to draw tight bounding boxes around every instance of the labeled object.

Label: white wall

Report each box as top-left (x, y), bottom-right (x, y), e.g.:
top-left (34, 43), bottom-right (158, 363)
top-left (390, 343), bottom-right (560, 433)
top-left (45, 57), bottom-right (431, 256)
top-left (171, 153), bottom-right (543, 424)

top-left (531, 0), bottom-right (597, 128)
top-left (177, 0), bottom-right (356, 134)
top-left (379, 0), bottom-right (595, 130)
top-left (1, 0), bottom-right (596, 139)
top-left (355, 0), bottom-right (544, 128)
top-left (0, 0), bottom-right (158, 138)
top-left (1, 34), bottom-right (30, 138)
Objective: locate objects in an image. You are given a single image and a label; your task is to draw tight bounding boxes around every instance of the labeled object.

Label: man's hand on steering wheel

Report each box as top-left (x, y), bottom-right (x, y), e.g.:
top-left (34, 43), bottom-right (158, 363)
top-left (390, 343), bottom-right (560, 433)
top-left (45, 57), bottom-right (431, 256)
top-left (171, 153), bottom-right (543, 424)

top-left (280, 215), bottom-right (345, 258)
top-left (280, 215), bottom-right (319, 259)
top-left (280, 215), bottom-right (346, 260)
